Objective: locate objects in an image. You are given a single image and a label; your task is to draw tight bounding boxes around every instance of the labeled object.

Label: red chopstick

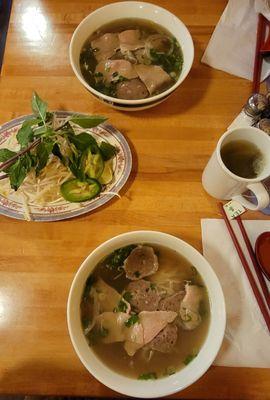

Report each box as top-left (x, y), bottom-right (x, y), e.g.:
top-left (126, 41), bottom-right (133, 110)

top-left (218, 203), bottom-right (270, 333)
top-left (236, 216), bottom-right (270, 311)
top-left (252, 14), bottom-right (266, 93)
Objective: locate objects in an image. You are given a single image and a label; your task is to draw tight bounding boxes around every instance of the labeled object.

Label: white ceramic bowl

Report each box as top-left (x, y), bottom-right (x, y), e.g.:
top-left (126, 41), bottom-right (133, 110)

top-left (69, 2), bottom-right (194, 111)
top-left (67, 231), bottom-right (226, 398)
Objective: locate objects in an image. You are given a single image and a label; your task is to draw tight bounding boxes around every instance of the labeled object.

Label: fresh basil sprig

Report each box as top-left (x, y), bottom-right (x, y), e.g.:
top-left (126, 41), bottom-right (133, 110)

top-left (0, 92), bottom-right (109, 191)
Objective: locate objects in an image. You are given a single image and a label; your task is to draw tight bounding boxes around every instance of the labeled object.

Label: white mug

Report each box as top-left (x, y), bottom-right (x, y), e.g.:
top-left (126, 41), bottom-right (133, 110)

top-left (202, 127), bottom-right (270, 211)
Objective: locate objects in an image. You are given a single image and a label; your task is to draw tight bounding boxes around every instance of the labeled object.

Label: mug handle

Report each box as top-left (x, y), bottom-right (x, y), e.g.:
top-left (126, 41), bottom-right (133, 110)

top-left (232, 182), bottom-right (270, 211)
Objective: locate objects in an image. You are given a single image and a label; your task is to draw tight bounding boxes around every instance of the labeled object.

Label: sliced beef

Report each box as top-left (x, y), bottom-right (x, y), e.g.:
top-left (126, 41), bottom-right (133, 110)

top-left (91, 33), bottom-right (120, 62)
top-left (124, 245), bottom-right (159, 280)
top-left (110, 49), bottom-right (125, 60)
top-left (179, 284), bottom-right (203, 330)
top-left (123, 310), bottom-right (177, 356)
top-left (127, 279), bottom-right (161, 312)
top-left (149, 323), bottom-right (178, 353)
top-left (95, 59), bottom-right (138, 83)
top-left (118, 29), bottom-right (145, 53)
top-left (158, 292), bottom-right (185, 313)
top-left (116, 78), bottom-right (148, 100)
top-left (146, 34), bottom-right (173, 54)
top-left (140, 310), bottom-right (177, 344)
top-left (135, 64), bottom-right (172, 95)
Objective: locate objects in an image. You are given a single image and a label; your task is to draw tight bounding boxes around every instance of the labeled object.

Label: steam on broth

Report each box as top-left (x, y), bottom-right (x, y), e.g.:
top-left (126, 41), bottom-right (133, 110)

top-left (80, 244), bottom-right (210, 379)
top-left (80, 19), bottom-right (183, 100)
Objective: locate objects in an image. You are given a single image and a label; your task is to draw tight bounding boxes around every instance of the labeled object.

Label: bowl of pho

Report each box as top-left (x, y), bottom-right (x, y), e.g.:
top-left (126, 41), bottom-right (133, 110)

top-left (67, 231), bottom-right (225, 398)
top-left (69, 2), bottom-right (194, 110)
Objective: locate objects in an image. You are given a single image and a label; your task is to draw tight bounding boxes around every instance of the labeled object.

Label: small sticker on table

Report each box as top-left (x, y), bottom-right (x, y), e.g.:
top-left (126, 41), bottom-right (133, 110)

top-left (224, 200), bottom-right (246, 220)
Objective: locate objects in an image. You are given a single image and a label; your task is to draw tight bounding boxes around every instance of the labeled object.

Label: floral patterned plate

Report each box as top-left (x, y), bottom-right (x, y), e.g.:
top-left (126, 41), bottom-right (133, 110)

top-left (0, 111), bottom-right (132, 221)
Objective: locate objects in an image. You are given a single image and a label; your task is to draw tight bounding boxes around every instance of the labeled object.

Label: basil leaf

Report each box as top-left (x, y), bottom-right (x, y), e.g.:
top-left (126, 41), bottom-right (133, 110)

top-left (70, 115), bottom-right (107, 128)
top-left (52, 143), bottom-right (65, 163)
top-left (0, 148), bottom-right (17, 162)
top-left (31, 92), bottom-right (47, 124)
top-left (99, 141), bottom-right (117, 161)
top-left (16, 123), bottom-right (34, 148)
top-left (9, 153), bottom-right (32, 190)
top-left (34, 126), bottom-right (54, 137)
top-left (69, 132), bottom-right (98, 151)
top-left (35, 140), bottom-right (54, 175)
top-left (68, 157), bottom-right (84, 180)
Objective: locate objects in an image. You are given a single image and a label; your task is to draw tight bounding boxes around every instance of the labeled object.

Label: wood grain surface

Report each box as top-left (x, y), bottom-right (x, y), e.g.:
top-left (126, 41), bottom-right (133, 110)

top-left (0, 0), bottom-right (269, 399)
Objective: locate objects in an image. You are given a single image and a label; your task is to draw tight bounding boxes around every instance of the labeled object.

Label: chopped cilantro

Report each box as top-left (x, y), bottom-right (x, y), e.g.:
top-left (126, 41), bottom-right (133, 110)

top-left (116, 299), bottom-right (128, 313)
top-left (183, 353), bottom-right (197, 365)
top-left (123, 291), bottom-right (133, 302)
top-left (125, 314), bottom-right (139, 327)
top-left (104, 245), bottom-right (136, 270)
top-left (150, 282), bottom-right (156, 290)
top-left (164, 366), bottom-right (176, 376)
top-left (134, 271), bottom-right (141, 278)
top-left (138, 372), bottom-right (157, 380)
top-left (87, 326), bottom-right (109, 345)
top-left (150, 47), bottom-right (183, 77)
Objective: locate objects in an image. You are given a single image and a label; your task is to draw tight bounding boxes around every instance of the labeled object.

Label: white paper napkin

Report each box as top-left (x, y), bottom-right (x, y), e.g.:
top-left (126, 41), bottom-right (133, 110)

top-left (201, 0), bottom-right (270, 81)
top-left (201, 218), bottom-right (270, 367)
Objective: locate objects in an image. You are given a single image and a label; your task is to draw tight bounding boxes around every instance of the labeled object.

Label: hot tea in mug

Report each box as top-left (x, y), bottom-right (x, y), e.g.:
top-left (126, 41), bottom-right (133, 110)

top-left (220, 140), bottom-right (265, 179)
top-left (202, 127), bottom-right (270, 211)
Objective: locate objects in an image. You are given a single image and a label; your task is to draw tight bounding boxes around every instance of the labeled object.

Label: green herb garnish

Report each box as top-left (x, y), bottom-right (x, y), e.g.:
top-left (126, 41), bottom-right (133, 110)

top-left (104, 245), bottom-right (136, 270)
top-left (138, 372), bottom-right (157, 380)
top-left (100, 141), bottom-right (117, 161)
top-left (116, 299), bottom-right (128, 313)
top-left (0, 92), bottom-right (109, 194)
top-left (125, 314), bottom-right (139, 327)
top-left (164, 367), bottom-right (176, 376)
top-left (183, 353), bottom-right (197, 365)
top-left (87, 326), bottom-right (109, 345)
top-left (134, 271), bottom-right (141, 278)
top-left (150, 46), bottom-right (183, 77)
top-left (123, 291), bottom-right (133, 302)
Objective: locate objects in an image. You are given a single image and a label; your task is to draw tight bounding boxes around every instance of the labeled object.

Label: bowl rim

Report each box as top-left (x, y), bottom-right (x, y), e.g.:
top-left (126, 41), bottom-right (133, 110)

top-left (69, 1), bottom-right (194, 105)
top-left (67, 230), bottom-right (226, 398)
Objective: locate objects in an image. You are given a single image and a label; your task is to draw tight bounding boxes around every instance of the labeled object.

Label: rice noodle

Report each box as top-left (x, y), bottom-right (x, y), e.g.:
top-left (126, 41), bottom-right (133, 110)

top-left (0, 156), bottom-right (72, 207)
top-left (141, 347), bottom-right (154, 362)
top-left (84, 288), bottom-right (100, 335)
top-left (0, 129), bottom-right (118, 219)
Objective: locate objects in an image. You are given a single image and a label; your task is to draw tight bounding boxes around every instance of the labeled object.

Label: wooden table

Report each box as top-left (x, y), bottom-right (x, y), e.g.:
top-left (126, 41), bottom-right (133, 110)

top-left (0, 0), bottom-right (269, 399)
